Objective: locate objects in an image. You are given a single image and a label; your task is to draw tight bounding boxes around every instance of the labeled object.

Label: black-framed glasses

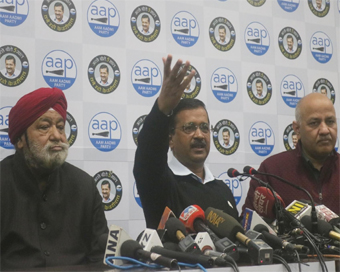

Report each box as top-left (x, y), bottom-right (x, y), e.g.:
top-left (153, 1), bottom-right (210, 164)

top-left (173, 122), bottom-right (210, 134)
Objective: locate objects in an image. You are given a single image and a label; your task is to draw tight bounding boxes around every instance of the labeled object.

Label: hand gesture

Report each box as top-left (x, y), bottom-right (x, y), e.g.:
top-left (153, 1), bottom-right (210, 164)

top-left (157, 55), bottom-right (196, 115)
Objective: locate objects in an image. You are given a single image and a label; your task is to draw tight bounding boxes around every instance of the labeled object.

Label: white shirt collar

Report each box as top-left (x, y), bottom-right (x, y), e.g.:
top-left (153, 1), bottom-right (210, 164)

top-left (168, 155), bottom-right (215, 184)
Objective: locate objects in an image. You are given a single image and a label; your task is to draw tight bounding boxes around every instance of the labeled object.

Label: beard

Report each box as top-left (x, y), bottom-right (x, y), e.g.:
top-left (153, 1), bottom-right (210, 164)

top-left (23, 137), bottom-right (69, 173)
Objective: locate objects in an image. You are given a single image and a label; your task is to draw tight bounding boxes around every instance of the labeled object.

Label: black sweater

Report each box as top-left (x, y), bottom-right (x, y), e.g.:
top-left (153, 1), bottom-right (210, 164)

top-left (133, 101), bottom-right (239, 229)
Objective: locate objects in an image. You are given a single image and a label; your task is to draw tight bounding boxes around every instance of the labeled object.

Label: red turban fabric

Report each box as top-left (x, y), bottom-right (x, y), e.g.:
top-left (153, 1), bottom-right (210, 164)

top-left (8, 87), bottom-right (67, 144)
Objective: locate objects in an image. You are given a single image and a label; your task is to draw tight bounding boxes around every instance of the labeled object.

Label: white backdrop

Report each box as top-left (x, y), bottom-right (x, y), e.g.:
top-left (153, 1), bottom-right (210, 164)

top-left (1, 0), bottom-right (339, 239)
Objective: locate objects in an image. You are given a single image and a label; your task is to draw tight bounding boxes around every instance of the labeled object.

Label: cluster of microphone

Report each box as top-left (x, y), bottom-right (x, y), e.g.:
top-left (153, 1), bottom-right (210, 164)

top-left (101, 166), bottom-right (339, 271)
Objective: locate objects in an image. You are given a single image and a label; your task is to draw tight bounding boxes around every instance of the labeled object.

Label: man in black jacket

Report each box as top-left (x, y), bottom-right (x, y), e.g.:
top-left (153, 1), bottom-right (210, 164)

top-left (0, 87), bottom-right (108, 269)
top-left (134, 55), bottom-right (239, 229)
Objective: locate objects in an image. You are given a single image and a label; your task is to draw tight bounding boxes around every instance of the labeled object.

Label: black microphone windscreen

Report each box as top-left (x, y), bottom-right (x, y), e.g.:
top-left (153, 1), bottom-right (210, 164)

top-left (165, 217), bottom-right (187, 242)
top-left (243, 166), bottom-right (257, 175)
top-left (301, 215), bottom-right (333, 236)
top-left (329, 217), bottom-right (340, 228)
top-left (253, 224), bottom-right (269, 233)
top-left (205, 207), bottom-right (244, 242)
top-left (227, 168), bottom-right (240, 178)
top-left (120, 240), bottom-right (142, 258)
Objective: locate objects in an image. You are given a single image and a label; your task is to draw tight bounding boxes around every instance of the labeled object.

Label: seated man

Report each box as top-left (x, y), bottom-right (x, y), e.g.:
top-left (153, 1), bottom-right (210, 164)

top-left (133, 55), bottom-right (239, 229)
top-left (242, 92), bottom-right (339, 216)
top-left (0, 87), bottom-right (108, 269)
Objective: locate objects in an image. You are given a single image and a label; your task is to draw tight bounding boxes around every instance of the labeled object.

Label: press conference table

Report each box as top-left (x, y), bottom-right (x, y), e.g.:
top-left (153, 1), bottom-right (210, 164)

top-left (10, 259), bottom-right (338, 272)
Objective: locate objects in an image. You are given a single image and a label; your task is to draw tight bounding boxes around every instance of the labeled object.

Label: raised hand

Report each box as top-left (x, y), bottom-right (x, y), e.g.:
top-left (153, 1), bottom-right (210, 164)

top-left (157, 54), bottom-right (196, 115)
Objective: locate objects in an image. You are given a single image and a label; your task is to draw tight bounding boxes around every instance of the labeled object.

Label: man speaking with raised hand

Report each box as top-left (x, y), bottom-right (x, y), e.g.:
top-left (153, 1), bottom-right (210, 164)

top-left (134, 55), bottom-right (239, 229)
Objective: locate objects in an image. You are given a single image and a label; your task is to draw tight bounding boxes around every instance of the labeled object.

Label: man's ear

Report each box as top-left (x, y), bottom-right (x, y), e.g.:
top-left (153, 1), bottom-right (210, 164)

top-left (16, 133), bottom-right (26, 150)
top-left (292, 121), bottom-right (300, 136)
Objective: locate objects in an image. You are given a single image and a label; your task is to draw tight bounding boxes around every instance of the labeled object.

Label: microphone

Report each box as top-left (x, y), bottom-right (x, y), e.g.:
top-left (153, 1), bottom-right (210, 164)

top-left (150, 246), bottom-right (214, 268)
top-left (301, 215), bottom-right (340, 241)
top-left (242, 208), bottom-right (277, 236)
top-left (179, 205), bottom-right (239, 259)
top-left (253, 224), bottom-right (296, 251)
top-left (228, 168), bottom-right (286, 234)
top-left (205, 207), bottom-right (273, 265)
top-left (103, 224), bottom-right (133, 266)
top-left (315, 204), bottom-right (339, 223)
top-left (243, 165), bottom-right (319, 234)
top-left (253, 186), bottom-right (286, 219)
top-left (121, 240), bottom-right (178, 269)
top-left (165, 217), bottom-right (201, 253)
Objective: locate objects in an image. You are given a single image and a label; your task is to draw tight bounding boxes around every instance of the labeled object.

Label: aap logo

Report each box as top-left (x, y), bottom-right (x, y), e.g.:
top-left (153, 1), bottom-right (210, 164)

top-left (0, 0), bottom-right (29, 26)
top-left (312, 78), bottom-right (335, 104)
top-left (133, 181), bottom-right (142, 208)
top-left (211, 67), bottom-right (238, 103)
top-left (280, 74), bottom-right (304, 108)
top-left (88, 112), bottom-right (121, 152)
top-left (244, 22), bottom-right (270, 56)
top-left (249, 121), bottom-right (275, 156)
top-left (131, 59), bottom-right (162, 97)
top-left (218, 172), bottom-right (242, 206)
top-left (171, 11), bottom-right (199, 47)
top-left (277, 0), bottom-right (300, 12)
top-left (0, 106), bottom-right (13, 150)
top-left (42, 50), bottom-right (77, 90)
top-left (310, 31), bottom-right (333, 64)
top-left (87, 0), bottom-right (120, 38)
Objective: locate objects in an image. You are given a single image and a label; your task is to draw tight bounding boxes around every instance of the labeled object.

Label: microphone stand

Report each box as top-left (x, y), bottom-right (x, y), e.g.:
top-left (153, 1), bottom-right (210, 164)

top-left (252, 169), bottom-right (318, 235)
top-left (227, 168), bottom-right (286, 235)
top-left (244, 174), bottom-right (286, 235)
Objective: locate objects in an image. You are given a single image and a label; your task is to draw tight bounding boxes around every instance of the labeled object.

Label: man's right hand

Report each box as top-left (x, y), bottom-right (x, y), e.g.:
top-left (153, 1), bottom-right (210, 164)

top-left (157, 54), bottom-right (196, 115)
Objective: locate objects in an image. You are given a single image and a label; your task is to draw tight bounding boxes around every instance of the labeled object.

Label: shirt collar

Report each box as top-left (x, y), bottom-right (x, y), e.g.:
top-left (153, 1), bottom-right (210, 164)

top-left (168, 155), bottom-right (215, 184)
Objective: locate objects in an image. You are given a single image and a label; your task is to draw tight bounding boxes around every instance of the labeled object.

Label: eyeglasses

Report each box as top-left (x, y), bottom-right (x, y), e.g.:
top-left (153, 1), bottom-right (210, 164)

top-left (173, 122), bottom-right (210, 134)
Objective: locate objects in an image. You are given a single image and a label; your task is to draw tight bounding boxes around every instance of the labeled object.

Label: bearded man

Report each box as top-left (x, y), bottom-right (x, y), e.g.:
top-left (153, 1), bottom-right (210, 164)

top-left (0, 87), bottom-right (108, 270)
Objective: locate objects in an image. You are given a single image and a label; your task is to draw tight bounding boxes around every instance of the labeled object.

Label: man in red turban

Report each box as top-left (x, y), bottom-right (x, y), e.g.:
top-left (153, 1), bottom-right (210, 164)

top-left (1, 87), bottom-right (108, 270)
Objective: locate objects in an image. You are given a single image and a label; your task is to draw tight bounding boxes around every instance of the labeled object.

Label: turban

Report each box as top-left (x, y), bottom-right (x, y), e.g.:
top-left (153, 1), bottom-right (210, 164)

top-left (8, 87), bottom-right (67, 144)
